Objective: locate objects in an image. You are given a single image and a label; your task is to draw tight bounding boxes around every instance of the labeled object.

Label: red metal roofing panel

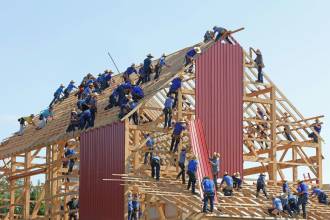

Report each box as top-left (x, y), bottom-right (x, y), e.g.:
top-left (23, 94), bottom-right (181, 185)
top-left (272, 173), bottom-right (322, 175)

top-left (189, 119), bottom-right (218, 202)
top-left (196, 42), bottom-right (243, 176)
top-left (79, 122), bottom-right (125, 220)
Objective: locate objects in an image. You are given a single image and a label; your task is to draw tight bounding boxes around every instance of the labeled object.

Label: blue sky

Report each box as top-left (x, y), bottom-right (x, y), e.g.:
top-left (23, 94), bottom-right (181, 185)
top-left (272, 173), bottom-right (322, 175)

top-left (0, 1), bottom-right (329, 183)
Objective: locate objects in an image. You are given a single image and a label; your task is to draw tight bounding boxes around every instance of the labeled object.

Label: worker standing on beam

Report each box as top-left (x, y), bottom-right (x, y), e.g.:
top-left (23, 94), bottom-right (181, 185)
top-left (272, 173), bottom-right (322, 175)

top-left (202, 176), bottom-right (215, 213)
top-left (167, 75), bottom-right (183, 108)
top-left (154, 53), bottom-right (170, 81)
top-left (249, 47), bottom-right (265, 83)
top-left (184, 46), bottom-right (201, 67)
top-left (187, 154), bottom-right (198, 194)
top-left (150, 153), bottom-right (161, 181)
top-left (256, 173), bottom-right (269, 199)
top-left (49, 84), bottom-right (65, 107)
top-left (282, 113), bottom-right (293, 142)
top-left (176, 147), bottom-right (187, 184)
top-left (143, 134), bottom-right (154, 164)
top-left (296, 179), bottom-right (309, 219)
top-left (143, 54), bottom-right (154, 83)
top-left (169, 121), bottom-right (186, 153)
top-left (209, 152), bottom-right (220, 190)
top-left (163, 94), bottom-right (174, 129)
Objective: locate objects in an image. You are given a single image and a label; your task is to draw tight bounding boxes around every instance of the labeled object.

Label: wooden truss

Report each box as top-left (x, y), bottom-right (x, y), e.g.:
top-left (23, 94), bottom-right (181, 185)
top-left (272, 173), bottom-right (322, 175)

top-left (0, 42), bottom-right (326, 219)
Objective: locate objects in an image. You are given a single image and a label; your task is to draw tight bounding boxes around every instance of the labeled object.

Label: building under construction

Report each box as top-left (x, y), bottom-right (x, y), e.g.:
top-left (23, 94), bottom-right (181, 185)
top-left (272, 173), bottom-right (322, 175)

top-left (0, 29), bottom-right (329, 220)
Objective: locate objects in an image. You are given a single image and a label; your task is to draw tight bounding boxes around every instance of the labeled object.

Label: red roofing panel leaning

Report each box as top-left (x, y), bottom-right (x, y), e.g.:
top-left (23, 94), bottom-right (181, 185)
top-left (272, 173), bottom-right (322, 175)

top-left (196, 41), bottom-right (243, 176)
top-left (79, 122), bottom-right (125, 220)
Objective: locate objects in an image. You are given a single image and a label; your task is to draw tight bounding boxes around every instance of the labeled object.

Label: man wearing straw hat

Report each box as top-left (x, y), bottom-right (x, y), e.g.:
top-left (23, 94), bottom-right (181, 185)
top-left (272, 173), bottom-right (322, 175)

top-left (184, 46), bottom-right (201, 67)
top-left (296, 179), bottom-right (309, 219)
top-left (187, 154), bottom-right (199, 194)
top-left (143, 53), bottom-right (154, 83)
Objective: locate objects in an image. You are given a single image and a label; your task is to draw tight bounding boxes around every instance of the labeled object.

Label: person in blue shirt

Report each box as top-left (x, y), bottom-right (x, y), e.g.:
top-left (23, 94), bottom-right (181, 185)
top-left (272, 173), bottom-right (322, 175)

top-left (311, 186), bottom-right (329, 205)
top-left (128, 98), bottom-right (139, 125)
top-left (170, 121), bottom-right (186, 152)
top-left (127, 191), bottom-right (133, 220)
top-left (167, 76), bottom-right (183, 108)
top-left (296, 180), bottom-right (309, 219)
top-left (79, 103), bottom-right (92, 130)
top-left (49, 84), bottom-right (65, 107)
top-left (104, 87), bottom-right (119, 110)
top-left (36, 106), bottom-right (54, 130)
top-left (151, 154), bottom-right (161, 181)
top-left (209, 152), bottom-right (220, 190)
top-left (176, 147), bottom-right (186, 184)
top-left (282, 180), bottom-right (290, 194)
top-left (143, 134), bottom-right (154, 164)
top-left (220, 172), bottom-right (233, 196)
top-left (256, 173), bottom-right (269, 199)
top-left (213, 26), bottom-right (232, 44)
top-left (86, 93), bottom-right (97, 127)
top-left (268, 195), bottom-right (283, 216)
top-left (143, 54), bottom-right (154, 83)
top-left (202, 176), bottom-right (215, 213)
top-left (187, 155), bottom-right (198, 194)
top-left (81, 83), bottom-right (94, 99)
top-left (184, 46), bottom-right (201, 67)
top-left (288, 193), bottom-right (299, 214)
top-left (308, 119), bottom-right (322, 143)
top-left (131, 192), bottom-right (141, 220)
top-left (63, 80), bottom-right (77, 99)
top-left (154, 53), bottom-right (170, 81)
top-left (280, 193), bottom-right (294, 217)
top-left (131, 85), bottom-right (144, 102)
top-left (136, 64), bottom-right (144, 86)
top-left (124, 64), bottom-right (138, 82)
top-left (163, 94), bottom-right (174, 128)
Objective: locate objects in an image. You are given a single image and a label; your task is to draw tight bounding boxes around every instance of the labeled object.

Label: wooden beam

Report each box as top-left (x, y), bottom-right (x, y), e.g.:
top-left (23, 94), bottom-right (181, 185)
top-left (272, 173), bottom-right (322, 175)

top-left (8, 168), bottom-right (47, 181)
top-left (245, 87), bottom-right (272, 97)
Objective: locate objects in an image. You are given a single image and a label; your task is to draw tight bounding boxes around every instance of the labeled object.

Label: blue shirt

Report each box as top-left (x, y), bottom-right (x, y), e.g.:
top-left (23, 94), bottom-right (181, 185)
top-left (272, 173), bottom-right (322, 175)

top-left (152, 155), bottom-right (160, 162)
top-left (164, 97), bottom-right (174, 109)
top-left (209, 158), bottom-right (220, 174)
top-left (129, 101), bottom-right (137, 109)
top-left (146, 137), bottom-right (154, 148)
top-left (273, 198), bottom-right (283, 211)
top-left (66, 82), bottom-right (77, 93)
top-left (186, 48), bottom-right (197, 58)
top-left (40, 109), bottom-right (53, 118)
top-left (221, 175), bottom-right (233, 187)
top-left (283, 182), bottom-right (290, 193)
top-left (132, 200), bottom-right (139, 209)
top-left (179, 150), bottom-right (186, 164)
top-left (128, 195), bottom-right (133, 211)
top-left (314, 125), bottom-right (321, 133)
top-left (202, 179), bottom-right (215, 193)
top-left (104, 73), bottom-right (112, 81)
top-left (213, 26), bottom-right (226, 34)
top-left (297, 182), bottom-right (309, 196)
top-left (138, 67), bottom-right (144, 75)
top-left (187, 159), bottom-right (198, 173)
top-left (132, 86), bottom-right (144, 97)
top-left (65, 148), bottom-right (75, 157)
top-left (121, 82), bottom-right (132, 90)
top-left (169, 77), bottom-right (181, 92)
top-left (143, 57), bottom-right (152, 70)
top-left (257, 175), bottom-right (266, 185)
top-left (85, 79), bottom-right (94, 87)
top-left (125, 66), bottom-right (137, 75)
top-left (83, 87), bottom-right (92, 96)
top-left (173, 122), bottom-right (185, 135)
top-left (54, 87), bottom-right (64, 96)
top-left (159, 57), bottom-right (166, 67)
top-left (312, 188), bottom-right (323, 196)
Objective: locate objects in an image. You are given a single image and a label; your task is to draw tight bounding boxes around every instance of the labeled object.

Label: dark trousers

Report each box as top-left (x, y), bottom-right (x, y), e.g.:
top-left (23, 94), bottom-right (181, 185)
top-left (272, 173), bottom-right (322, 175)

top-left (64, 90), bottom-right (70, 99)
top-left (90, 108), bottom-right (97, 127)
top-left (176, 162), bottom-right (185, 184)
top-left (49, 94), bottom-right (60, 107)
top-left (154, 65), bottom-right (162, 80)
top-left (184, 55), bottom-right (193, 67)
top-left (297, 194), bottom-right (308, 218)
top-left (66, 121), bottom-right (79, 133)
top-left (285, 131), bottom-right (293, 141)
top-left (283, 203), bottom-right (293, 216)
top-left (130, 112), bottom-right (139, 125)
top-left (144, 67), bottom-right (152, 82)
top-left (256, 183), bottom-right (268, 198)
top-left (289, 199), bottom-right (299, 213)
top-left (69, 214), bottom-right (77, 220)
top-left (233, 178), bottom-right (242, 189)
top-left (79, 115), bottom-right (92, 130)
top-left (308, 132), bottom-right (319, 143)
top-left (163, 107), bottom-right (172, 128)
top-left (223, 186), bottom-right (233, 196)
top-left (318, 193), bottom-right (329, 204)
top-left (68, 159), bottom-right (75, 173)
top-left (105, 94), bottom-right (117, 110)
top-left (136, 75), bottom-right (144, 85)
top-left (144, 150), bottom-right (153, 164)
top-left (187, 171), bottom-right (196, 193)
top-left (170, 135), bottom-right (180, 152)
top-left (203, 192), bottom-right (215, 212)
top-left (257, 66), bottom-right (263, 83)
top-left (129, 208), bottom-right (139, 220)
top-left (167, 91), bottom-right (178, 108)
top-left (213, 173), bottom-right (218, 189)
top-left (151, 160), bottom-right (160, 180)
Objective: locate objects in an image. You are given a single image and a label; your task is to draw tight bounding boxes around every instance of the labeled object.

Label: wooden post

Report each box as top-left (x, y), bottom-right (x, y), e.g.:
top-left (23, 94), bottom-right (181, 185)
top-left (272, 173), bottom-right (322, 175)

top-left (23, 152), bottom-right (31, 219)
top-left (176, 72), bottom-right (183, 171)
top-left (270, 87), bottom-right (277, 183)
top-left (317, 142), bottom-right (323, 186)
top-left (292, 146), bottom-right (297, 182)
top-left (9, 156), bottom-right (16, 220)
top-left (45, 145), bottom-right (51, 219)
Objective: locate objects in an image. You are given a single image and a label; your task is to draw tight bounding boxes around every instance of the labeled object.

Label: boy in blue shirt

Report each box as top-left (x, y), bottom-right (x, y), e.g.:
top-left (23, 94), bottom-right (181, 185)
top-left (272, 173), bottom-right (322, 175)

top-left (268, 195), bottom-right (283, 216)
top-left (167, 76), bottom-right (183, 108)
top-left (296, 180), bottom-right (309, 219)
top-left (163, 94), bottom-right (174, 128)
top-left (124, 64), bottom-right (138, 82)
top-left (187, 155), bottom-right (198, 194)
top-left (220, 172), bottom-right (233, 196)
top-left (154, 53), bottom-right (170, 80)
top-left (170, 121), bottom-right (186, 152)
top-left (184, 47), bottom-right (201, 67)
top-left (49, 84), bottom-right (65, 107)
top-left (308, 119), bottom-right (322, 143)
top-left (311, 186), bottom-right (329, 205)
top-left (202, 176), bottom-right (215, 213)
top-left (63, 80), bottom-right (77, 99)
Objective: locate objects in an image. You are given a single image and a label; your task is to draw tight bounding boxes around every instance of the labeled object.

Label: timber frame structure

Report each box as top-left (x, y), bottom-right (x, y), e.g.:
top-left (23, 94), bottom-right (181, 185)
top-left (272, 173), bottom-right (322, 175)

top-left (0, 33), bottom-right (327, 219)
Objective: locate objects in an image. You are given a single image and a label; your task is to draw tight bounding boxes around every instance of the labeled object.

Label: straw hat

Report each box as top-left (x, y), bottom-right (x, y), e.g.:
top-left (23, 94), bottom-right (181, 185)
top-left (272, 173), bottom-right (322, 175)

top-left (194, 46), bottom-right (201, 54)
top-left (146, 53), bottom-right (154, 58)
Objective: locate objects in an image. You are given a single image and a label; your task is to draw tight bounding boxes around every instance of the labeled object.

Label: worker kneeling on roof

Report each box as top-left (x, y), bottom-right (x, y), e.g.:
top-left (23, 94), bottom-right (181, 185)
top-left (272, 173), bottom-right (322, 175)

top-left (184, 46), bottom-right (201, 67)
top-left (220, 172), bottom-right (233, 196)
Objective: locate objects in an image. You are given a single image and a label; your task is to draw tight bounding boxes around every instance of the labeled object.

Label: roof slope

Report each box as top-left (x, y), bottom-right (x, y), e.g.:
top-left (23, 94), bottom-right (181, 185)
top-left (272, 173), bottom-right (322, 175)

top-left (0, 41), bottom-right (212, 158)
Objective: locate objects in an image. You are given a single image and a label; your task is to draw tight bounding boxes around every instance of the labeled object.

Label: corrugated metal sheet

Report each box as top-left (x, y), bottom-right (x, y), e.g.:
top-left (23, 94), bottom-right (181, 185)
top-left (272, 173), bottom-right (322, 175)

top-left (189, 119), bottom-right (217, 202)
top-left (196, 42), bottom-right (243, 176)
top-left (79, 122), bottom-right (125, 220)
